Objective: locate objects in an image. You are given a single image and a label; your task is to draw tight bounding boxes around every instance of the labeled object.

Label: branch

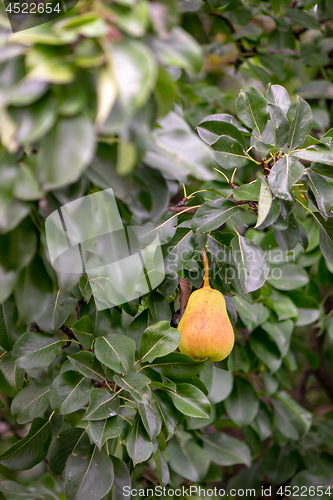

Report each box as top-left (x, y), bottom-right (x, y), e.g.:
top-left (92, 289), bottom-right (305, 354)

top-left (167, 195), bottom-right (256, 215)
top-left (60, 324), bottom-right (77, 340)
top-left (179, 278), bottom-right (192, 319)
top-left (167, 206), bottom-right (198, 215)
top-left (60, 324), bottom-right (83, 350)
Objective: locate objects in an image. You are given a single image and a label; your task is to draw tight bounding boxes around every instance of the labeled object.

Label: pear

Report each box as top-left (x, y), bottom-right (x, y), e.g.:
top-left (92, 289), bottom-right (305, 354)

top-left (178, 250), bottom-right (234, 362)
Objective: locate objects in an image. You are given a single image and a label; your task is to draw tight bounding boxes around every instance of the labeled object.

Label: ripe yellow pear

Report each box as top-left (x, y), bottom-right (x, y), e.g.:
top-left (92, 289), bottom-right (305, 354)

top-left (178, 250), bottom-right (234, 362)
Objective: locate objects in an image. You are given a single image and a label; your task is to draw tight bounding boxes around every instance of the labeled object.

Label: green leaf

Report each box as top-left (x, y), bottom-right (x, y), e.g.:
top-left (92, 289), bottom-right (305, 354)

top-left (12, 94), bottom-right (56, 145)
top-left (272, 391), bottom-right (312, 440)
top-left (94, 334), bottom-right (136, 375)
top-left (312, 213), bottom-right (333, 264)
top-left (15, 255), bottom-right (53, 324)
top-left (83, 388), bottom-right (119, 420)
top-left (0, 267), bottom-right (15, 304)
top-left (139, 398), bottom-right (163, 441)
top-left (113, 373), bottom-right (151, 403)
top-left (163, 228), bottom-right (194, 274)
top-left (286, 8), bottom-right (321, 30)
top-left (262, 320), bottom-right (293, 357)
top-left (249, 329), bottom-right (282, 373)
top-left (200, 364), bottom-right (233, 403)
top-left (50, 371), bottom-right (92, 414)
top-left (37, 291), bottom-right (77, 334)
top-left (291, 338), bottom-right (319, 371)
top-left (147, 352), bottom-right (205, 379)
top-left (71, 315), bottom-right (94, 350)
top-left (298, 79), bottom-right (333, 100)
top-left (150, 26), bottom-right (202, 75)
top-left (110, 456), bottom-right (131, 500)
top-left (231, 235), bottom-right (269, 293)
top-left (11, 382), bottom-right (50, 424)
top-left (144, 112), bottom-right (214, 183)
top-left (0, 216), bottom-right (37, 272)
top-left (197, 115), bottom-right (247, 147)
top-left (89, 417), bottom-right (123, 449)
top-left (0, 353), bottom-right (24, 397)
top-left (250, 402), bottom-right (273, 440)
top-left (0, 297), bottom-right (25, 352)
top-left (225, 378), bottom-right (259, 427)
top-left (307, 170), bottom-right (333, 219)
top-left (111, 40), bottom-right (157, 116)
top-left (267, 84), bottom-right (291, 114)
top-left (310, 162), bottom-right (333, 179)
top-left (37, 115), bottom-right (95, 190)
top-left (268, 156), bottom-right (305, 201)
top-left (154, 448), bottom-right (169, 487)
top-left (146, 293), bottom-right (172, 324)
top-left (268, 103), bottom-right (289, 148)
top-left (126, 417), bottom-right (153, 466)
top-left (0, 418), bottom-right (52, 470)
top-left (274, 213), bottom-right (300, 250)
top-left (288, 96), bottom-right (313, 150)
top-left (232, 296), bottom-right (265, 332)
top-left (236, 86), bottom-right (268, 135)
top-left (0, 480), bottom-right (37, 500)
top-left (154, 67), bottom-right (177, 119)
top-left (201, 432), bottom-right (251, 467)
top-left (233, 181), bottom-right (260, 202)
top-left (138, 321), bottom-right (181, 363)
top-left (166, 383), bottom-right (211, 418)
top-left (154, 390), bottom-right (180, 440)
top-left (192, 198), bottom-right (238, 233)
top-left (27, 48), bottom-right (75, 84)
top-left (12, 160), bottom-right (44, 202)
top-left (65, 445), bottom-right (114, 500)
top-left (291, 149), bottom-right (333, 166)
top-left (261, 443), bottom-right (298, 486)
top-left (267, 263), bottom-right (309, 290)
top-left (212, 136), bottom-right (247, 169)
top-left (68, 351), bottom-right (106, 381)
top-left (267, 290), bottom-right (298, 321)
top-left (12, 332), bottom-right (62, 370)
top-left (49, 427), bottom-right (90, 475)
top-left (255, 181), bottom-right (280, 230)
top-left (207, 232), bottom-right (235, 265)
top-left (167, 436), bottom-right (210, 482)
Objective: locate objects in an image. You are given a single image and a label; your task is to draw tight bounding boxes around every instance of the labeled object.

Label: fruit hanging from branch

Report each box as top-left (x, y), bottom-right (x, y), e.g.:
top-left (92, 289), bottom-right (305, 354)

top-left (178, 249), bottom-right (235, 362)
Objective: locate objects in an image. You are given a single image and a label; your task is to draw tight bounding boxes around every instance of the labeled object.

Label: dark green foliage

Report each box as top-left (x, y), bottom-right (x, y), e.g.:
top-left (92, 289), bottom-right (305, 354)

top-left (1, 0), bottom-right (333, 498)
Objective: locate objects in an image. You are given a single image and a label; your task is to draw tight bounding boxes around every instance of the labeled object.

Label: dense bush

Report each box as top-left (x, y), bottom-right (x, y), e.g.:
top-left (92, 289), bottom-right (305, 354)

top-left (1, 0), bottom-right (333, 499)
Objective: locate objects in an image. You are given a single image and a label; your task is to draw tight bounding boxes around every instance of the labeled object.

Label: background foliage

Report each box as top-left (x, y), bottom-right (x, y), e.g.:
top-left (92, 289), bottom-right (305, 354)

top-left (1, 0), bottom-right (333, 499)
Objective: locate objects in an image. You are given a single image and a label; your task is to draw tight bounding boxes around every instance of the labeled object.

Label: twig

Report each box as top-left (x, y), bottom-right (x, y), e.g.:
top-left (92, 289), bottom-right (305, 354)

top-left (60, 325), bottom-right (81, 351)
top-left (209, 12), bottom-right (235, 34)
top-left (30, 322), bottom-right (43, 333)
top-left (167, 206), bottom-right (198, 215)
top-left (179, 278), bottom-right (192, 319)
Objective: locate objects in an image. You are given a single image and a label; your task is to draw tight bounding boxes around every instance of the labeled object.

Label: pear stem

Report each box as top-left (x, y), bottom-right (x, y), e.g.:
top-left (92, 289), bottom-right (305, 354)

top-left (200, 248), bottom-right (210, 288)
